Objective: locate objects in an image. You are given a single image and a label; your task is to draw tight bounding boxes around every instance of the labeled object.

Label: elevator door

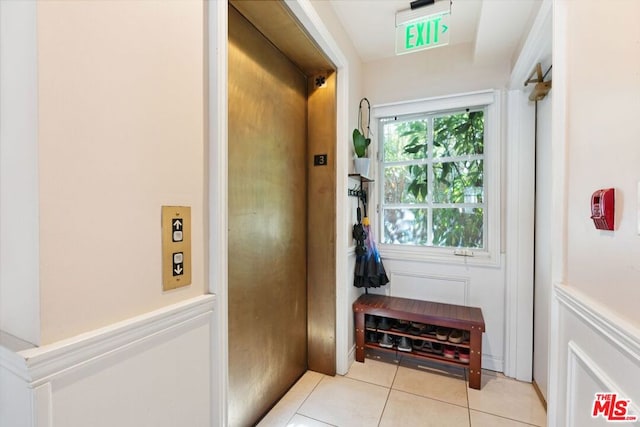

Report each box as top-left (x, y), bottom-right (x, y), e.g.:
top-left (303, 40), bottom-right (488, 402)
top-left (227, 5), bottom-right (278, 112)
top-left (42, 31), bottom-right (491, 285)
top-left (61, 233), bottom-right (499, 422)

top-left (228, 7), bottom-right (308, 427)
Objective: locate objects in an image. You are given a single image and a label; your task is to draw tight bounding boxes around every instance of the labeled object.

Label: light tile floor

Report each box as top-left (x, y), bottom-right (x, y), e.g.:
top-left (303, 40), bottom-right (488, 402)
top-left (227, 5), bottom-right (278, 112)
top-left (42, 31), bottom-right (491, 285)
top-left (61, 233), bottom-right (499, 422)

top-left (258, 352), bottom-right (547, 427)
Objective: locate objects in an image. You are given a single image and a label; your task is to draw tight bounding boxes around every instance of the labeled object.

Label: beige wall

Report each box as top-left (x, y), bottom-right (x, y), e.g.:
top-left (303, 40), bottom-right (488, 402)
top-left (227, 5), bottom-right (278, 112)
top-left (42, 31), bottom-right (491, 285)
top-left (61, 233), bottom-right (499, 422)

top-left (37, 0), bottom-right (205, 344)
top-left (563, 0), bottom-right (640, 325)
top-left (362, 43), bottom-right (511, 105)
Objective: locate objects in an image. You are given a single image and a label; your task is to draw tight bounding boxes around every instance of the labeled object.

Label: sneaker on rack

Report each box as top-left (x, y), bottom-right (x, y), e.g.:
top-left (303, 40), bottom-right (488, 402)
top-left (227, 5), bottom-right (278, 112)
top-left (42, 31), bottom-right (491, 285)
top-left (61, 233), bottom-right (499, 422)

top-left (365, 315), bottom-right (378, 329)
top-left (431, 342), bottom-right (443, 355)
top-left (378, 317), bottom-right (392, 331)
top-left (436, 327), bottom-right (451, 341)
top-left (458, 348), bottom-right (470, 363)
top-left (379, 333), bottom-right (394, 348)
top-left (398, 336), bottom-right (412, 352)
top-left (421, 341), bottom-right (433, 352)
top-left (408, 322), bottom-right (426, 335)
top-left (443, 345), bottom-right (456, 359)
top-left (391, 319), bottom-right (410, 332)
top-left (448, 329), bottom-right (463, 343)
top-left (412, 339), bottom-right (424, 351)
top-left (423, 324), bottom-right (436, 335)
top-left (366, 331), bottom-right (378, 343)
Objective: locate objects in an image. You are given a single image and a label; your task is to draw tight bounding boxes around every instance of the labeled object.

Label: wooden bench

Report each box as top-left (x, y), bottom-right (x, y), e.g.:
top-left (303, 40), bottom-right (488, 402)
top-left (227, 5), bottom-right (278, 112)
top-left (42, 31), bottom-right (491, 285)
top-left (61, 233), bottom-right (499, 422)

top-left (353, 294), bottom-right (486, 390)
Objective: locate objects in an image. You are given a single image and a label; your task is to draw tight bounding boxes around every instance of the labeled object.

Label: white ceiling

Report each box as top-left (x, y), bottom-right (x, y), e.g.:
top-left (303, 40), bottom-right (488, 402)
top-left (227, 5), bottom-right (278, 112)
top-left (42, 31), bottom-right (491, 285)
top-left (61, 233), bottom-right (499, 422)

top-left (329, 0), bottom-right (541, 65)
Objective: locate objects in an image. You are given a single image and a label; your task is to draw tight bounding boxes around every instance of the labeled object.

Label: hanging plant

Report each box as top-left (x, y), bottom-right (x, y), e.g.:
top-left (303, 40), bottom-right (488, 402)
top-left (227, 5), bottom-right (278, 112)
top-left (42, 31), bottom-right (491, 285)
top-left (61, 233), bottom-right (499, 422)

top-left (353, 98), bottom-right (371, 158)
top-left (353, 128), bottom-right (370, 158)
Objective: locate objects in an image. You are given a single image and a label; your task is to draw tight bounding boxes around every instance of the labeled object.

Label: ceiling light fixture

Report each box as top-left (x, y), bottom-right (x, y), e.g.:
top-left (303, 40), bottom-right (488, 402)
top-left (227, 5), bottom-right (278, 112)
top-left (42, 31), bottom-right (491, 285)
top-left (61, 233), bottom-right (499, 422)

top-left (410, 0), bottom-right (435, 10)
top-left (396, 0), bottom-right (451, 27)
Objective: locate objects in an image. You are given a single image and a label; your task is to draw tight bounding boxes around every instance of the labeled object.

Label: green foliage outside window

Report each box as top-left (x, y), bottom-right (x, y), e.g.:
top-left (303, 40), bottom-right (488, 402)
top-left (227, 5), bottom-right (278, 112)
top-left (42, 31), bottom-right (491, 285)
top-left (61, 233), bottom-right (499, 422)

top-left (381, 110), bottom-right (485, 249)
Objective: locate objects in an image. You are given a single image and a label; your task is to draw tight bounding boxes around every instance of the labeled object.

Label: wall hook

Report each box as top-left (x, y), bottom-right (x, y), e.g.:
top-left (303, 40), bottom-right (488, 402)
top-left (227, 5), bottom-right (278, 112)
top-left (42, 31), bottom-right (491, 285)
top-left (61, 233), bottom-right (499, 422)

top-left (524, 63), bottom-right (552, 102)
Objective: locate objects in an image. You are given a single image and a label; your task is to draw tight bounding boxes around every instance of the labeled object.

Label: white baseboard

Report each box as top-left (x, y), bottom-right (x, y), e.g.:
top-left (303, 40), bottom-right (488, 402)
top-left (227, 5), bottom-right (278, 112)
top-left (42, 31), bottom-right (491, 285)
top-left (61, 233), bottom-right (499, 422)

top-left (482, 354), bottom-right (504, 373)
top-left (347, 343), bottom-right (356, 370)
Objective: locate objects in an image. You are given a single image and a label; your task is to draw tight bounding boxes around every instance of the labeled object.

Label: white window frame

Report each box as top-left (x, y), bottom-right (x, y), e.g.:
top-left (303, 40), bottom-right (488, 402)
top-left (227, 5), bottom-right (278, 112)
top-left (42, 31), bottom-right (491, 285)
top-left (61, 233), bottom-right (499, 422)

top-left (372, 90), bottom-right (501, 266)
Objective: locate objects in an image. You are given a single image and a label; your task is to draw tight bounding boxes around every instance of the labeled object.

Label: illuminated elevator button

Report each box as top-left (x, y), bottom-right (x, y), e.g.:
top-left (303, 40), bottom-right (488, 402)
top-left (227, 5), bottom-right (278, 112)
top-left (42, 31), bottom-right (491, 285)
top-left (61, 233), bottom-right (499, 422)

top-left (173, 252), bottom-right (183, 264)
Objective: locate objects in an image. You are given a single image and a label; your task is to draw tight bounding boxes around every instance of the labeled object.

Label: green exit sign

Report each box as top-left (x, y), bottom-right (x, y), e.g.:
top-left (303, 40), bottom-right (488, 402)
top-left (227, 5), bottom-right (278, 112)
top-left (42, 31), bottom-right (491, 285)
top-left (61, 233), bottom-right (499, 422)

top-left (396, 13), bottom-right (450, 55)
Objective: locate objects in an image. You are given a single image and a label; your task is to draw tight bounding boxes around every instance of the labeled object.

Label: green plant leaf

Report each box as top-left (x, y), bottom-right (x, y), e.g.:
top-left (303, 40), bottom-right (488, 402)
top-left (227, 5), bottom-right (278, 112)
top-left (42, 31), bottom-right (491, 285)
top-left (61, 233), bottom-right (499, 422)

top-left (404, 145), bottom-right (422, 154)
top-left (353, 128), bottom-right (368, 157)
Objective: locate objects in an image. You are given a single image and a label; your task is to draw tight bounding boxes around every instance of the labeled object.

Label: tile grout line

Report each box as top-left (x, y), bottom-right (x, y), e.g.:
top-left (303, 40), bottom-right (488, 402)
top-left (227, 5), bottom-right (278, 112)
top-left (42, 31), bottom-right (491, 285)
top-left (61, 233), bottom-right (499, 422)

top-left (396, 355), bottom-right (471, 412)
top-left (288, 373), bottom-right (329, 426)
top-left (469, 409), bottom-right (544, 427)
top-left (376, 355), bottom-right (402, 427)
top-left (465, 367), bottom-right (471, 426)
top-left (466, 372), bottom-right (545, 427)
top-left (391, 387), bottom-right (471, 411)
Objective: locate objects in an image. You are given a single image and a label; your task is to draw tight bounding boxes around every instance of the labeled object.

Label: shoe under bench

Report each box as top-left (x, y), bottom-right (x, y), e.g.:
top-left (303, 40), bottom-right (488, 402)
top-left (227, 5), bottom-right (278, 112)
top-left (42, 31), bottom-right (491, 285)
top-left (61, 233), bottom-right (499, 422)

top-left (353, 293), bottom-right (486, 390)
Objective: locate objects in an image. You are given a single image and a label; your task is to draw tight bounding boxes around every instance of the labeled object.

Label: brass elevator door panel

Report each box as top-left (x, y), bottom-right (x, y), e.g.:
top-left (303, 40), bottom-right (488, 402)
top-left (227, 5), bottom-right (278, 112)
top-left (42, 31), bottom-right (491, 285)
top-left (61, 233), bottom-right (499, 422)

top-left (228, 7), bottom-right (307, 427)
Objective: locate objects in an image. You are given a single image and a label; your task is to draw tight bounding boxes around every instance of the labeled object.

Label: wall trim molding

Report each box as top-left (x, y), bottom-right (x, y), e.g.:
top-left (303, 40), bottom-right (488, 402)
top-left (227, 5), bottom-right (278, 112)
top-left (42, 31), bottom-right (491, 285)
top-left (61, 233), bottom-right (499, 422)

top-left (0, 0), bottom-right (41, 345)
top-left (503, 0), bottom-right (552, 383)
top-left (0, 336), bottom-right (33, 382)
top-left (503, 88), bottom-right (535, 382)
top-left (546, 0), bottom-right (568, 422)
top-left (0, 295), bottom-right (215, 386)
top-left (207, 1), bottom-right (229, 425)
top-left (555, 285), bottom-right (640, 363)
top-left (283, 0), bottom-right (351, 377)
top-left (567, 341), bottom-right (640, 426)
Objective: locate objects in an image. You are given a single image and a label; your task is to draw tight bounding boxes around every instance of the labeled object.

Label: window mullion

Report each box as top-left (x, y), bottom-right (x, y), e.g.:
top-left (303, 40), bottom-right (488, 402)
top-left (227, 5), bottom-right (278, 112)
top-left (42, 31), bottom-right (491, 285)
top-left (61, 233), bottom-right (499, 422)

top-left (427, 115), bottom-right (434, 247)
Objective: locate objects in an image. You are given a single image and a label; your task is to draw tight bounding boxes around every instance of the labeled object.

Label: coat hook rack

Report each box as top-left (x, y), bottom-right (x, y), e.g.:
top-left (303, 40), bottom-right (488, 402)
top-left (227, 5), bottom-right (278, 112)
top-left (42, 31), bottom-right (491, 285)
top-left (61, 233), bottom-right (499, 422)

top-left (348, 173), bottom-right (372, 204)
top-left (524, 62), bottom-right (552, 102)
top-left (348, 185), bottom-right (367, 200)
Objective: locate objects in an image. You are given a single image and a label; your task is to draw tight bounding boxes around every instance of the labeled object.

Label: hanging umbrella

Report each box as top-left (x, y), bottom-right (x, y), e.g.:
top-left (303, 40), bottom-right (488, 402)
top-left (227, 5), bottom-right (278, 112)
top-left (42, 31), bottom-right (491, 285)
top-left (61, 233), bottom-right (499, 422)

top-left (353, 205), bottom-right (368, 288)
top-left (353, 196), bottom-right (389, 290)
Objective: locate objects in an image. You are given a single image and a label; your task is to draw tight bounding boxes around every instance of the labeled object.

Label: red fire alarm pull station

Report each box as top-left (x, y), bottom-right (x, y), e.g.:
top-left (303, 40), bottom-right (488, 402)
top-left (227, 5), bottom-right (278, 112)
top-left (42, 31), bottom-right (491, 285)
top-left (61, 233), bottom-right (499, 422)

top-left (590, 188), bottom-right (615, 230)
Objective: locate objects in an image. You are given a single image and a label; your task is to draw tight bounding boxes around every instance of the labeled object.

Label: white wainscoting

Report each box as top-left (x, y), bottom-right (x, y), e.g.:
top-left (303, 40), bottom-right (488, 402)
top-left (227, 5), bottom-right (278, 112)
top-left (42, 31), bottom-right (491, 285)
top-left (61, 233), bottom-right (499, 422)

top-left (389, 271), bottom-right (469, 305)
top-left (549, 285), bottom-right (640, 427)
top-left (0, 295), bottom-right (215, 427)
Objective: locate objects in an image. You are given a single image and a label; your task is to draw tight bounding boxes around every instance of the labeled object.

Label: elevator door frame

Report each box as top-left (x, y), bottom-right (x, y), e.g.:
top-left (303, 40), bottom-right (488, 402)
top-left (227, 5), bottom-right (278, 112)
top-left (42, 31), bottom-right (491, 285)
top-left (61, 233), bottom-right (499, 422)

top-left (207, 1), bottom-right (351, 426)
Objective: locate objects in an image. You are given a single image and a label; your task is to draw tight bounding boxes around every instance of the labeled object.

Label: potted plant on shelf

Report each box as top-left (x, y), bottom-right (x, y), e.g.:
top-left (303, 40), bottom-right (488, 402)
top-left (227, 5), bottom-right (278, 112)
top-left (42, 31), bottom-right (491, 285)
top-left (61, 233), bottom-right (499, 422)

top-left (353, 97), bottom-right (372, 177)
top-left (353, 128), bottom-right (371, 177)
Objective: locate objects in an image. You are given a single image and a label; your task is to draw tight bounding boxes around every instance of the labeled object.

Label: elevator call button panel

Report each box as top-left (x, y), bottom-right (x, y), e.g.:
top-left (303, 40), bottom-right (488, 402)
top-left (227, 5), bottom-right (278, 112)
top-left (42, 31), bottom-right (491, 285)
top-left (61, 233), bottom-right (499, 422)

top-left (162, 206), bottom-right (191, 291)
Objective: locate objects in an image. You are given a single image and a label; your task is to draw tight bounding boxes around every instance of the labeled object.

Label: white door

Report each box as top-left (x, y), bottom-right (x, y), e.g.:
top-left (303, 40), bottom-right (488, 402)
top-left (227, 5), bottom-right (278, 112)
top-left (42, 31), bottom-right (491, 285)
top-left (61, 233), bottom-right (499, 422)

top-left (534, 87), bottom-right (553, 401)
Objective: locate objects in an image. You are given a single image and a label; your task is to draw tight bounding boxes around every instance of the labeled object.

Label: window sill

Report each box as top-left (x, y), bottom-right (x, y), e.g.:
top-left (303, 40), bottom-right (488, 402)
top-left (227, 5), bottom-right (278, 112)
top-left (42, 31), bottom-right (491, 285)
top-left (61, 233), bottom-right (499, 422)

top-left (378, 244), bottom-right (501, 268)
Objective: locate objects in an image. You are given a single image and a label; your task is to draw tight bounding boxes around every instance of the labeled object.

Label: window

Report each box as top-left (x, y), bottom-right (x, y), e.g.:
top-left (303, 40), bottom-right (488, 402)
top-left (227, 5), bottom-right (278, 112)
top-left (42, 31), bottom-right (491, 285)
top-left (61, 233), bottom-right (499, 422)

top-left (374, 91), bottom-right (500, 263)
